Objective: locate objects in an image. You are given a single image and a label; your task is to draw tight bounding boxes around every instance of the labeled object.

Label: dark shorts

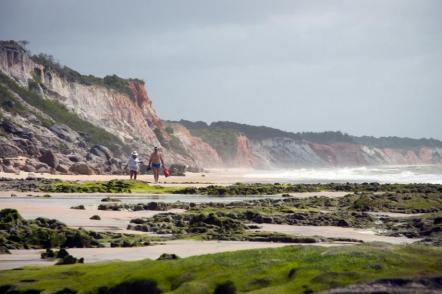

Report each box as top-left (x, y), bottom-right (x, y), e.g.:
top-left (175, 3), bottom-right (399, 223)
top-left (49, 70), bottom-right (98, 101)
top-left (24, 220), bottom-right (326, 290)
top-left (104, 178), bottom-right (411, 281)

top-left (152, 163), bottom-right (161, 169)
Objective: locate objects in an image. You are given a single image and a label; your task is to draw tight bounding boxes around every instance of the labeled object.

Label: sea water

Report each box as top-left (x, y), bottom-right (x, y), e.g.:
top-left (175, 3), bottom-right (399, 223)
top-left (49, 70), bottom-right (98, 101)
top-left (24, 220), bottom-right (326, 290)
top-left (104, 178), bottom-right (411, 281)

top-left (245, 165), bottom-right (442, 184)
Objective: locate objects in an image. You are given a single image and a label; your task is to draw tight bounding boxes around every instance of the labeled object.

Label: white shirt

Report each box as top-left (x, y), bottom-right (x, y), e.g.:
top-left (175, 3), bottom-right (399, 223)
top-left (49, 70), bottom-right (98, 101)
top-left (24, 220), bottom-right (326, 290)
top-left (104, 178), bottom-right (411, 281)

top-left (127, 157), bottom-right (140, 171)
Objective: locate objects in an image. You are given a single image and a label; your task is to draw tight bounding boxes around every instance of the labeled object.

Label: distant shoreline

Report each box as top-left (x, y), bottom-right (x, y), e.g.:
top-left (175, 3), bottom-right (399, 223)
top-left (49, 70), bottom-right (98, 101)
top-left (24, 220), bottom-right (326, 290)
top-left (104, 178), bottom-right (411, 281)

top-left (1, 164), bottom-right (442, 185)
top-left (0, 169), bottom-right (249, 186)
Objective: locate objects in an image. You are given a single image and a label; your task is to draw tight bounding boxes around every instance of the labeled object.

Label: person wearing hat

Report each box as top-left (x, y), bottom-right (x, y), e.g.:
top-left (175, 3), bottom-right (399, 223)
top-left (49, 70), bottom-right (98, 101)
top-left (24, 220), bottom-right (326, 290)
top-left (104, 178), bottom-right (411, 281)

top-left (148, 147), bottom-right (165, 183)
top-left (125, 151), bottom-right (140, 180)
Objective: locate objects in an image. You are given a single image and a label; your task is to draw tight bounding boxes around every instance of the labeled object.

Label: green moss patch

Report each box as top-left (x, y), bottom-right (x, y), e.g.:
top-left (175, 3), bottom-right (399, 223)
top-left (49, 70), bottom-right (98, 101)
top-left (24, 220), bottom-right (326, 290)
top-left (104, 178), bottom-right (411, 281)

top-left (0, 244), bottom-right (441, 293)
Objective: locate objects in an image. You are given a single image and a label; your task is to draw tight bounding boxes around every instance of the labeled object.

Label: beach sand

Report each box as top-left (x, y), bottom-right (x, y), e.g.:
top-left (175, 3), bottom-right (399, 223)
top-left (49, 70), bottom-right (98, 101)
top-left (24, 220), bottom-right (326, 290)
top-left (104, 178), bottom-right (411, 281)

top-left (0, 169), bottom-right (419, 271)
top-left (0, 196), bottom-right (185, 233)
top-left (251, 224), bottom-right (419, 244)
top-left (0, 169), bottom-right (252, 186)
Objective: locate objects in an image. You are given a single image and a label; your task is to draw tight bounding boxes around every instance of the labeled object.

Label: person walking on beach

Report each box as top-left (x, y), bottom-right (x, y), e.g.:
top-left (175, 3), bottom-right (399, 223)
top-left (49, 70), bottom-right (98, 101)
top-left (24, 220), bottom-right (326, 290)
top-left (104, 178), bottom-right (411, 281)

top-left (125, 151), bottom-right (140, 180)
top-left (148, 147), bottom-right (164, 183)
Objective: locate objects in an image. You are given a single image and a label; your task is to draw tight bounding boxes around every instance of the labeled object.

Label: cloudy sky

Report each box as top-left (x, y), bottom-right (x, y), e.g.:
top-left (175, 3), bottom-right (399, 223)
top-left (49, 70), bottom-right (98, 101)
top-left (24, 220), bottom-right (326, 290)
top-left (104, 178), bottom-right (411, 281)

top-left (1, 0), bottom-right (441, 139)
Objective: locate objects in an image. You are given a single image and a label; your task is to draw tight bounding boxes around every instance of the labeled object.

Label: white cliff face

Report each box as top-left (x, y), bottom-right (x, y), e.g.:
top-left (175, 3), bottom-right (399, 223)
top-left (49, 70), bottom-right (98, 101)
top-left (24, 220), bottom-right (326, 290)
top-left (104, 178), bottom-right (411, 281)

top-left (45, 78), bottom-right (160, 147)
top-left (227, 135), bottom-right (442, 168)
top-left (249, 138), bottom-right (327, 167)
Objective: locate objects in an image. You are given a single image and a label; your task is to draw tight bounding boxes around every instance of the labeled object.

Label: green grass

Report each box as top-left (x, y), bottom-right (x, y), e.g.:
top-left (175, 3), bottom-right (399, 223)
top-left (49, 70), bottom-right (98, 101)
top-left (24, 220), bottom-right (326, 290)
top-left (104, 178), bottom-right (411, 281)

top-left (45, 180), bottom-right (183, 194)
top-left (0, 244), bottom-right (440, 293)
top-left (0, 83), bottom-right (53, 127)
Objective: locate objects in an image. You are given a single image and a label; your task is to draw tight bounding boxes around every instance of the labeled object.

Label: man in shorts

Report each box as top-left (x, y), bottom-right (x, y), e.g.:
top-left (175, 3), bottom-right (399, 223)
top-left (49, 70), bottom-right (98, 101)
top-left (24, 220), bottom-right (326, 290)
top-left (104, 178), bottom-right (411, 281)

top-left (148, 147), bottom-right (164, 183)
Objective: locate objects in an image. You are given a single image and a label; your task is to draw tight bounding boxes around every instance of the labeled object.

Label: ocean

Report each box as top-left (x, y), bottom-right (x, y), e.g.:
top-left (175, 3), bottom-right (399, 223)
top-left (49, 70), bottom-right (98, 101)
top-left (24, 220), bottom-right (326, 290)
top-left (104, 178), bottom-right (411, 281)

top-left (245, 165), bottom-right (442, 184)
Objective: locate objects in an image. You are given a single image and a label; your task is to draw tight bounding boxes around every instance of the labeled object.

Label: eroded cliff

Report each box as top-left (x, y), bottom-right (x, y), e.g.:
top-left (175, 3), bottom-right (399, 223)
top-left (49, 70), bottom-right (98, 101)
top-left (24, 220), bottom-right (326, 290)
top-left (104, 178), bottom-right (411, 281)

top-left (1, 40), bottom-right (441, 174)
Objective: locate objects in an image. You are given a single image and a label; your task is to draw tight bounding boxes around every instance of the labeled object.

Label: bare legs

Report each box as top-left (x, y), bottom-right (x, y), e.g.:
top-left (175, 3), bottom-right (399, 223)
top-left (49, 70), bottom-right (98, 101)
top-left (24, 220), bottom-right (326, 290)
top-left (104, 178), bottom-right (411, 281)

top-left (130, 170), bottom-right (138, 180)
top-left (153, 168), bottom-right (160, 183)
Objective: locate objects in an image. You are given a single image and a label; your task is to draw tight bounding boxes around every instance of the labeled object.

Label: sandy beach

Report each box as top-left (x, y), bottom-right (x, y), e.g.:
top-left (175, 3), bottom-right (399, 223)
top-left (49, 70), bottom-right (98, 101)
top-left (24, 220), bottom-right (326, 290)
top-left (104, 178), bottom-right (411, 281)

top-left (0, 169), bottom-right (252, 186)
top-left (250, 224), bottom-right (419, 245)
top-left (0, 169), bottom-right (428, 273)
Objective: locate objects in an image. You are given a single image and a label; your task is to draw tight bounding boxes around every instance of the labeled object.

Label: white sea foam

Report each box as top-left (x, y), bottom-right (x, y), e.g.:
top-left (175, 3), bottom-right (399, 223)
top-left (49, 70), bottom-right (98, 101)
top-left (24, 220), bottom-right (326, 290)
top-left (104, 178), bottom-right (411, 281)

top-left (245, 165), bottom-right (442, 184)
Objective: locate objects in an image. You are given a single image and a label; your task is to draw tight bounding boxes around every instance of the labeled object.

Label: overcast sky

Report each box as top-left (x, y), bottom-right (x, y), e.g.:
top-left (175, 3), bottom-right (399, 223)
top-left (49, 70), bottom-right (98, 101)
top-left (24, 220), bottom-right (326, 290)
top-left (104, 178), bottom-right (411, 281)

top-left (1, 0), bottom-right (441, 139)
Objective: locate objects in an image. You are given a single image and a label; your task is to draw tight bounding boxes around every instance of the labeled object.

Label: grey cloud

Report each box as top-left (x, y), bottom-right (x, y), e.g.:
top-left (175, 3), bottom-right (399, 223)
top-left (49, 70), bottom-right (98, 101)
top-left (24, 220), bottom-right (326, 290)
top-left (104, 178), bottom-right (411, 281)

top-left (0, 0), bottom-right (441, 139)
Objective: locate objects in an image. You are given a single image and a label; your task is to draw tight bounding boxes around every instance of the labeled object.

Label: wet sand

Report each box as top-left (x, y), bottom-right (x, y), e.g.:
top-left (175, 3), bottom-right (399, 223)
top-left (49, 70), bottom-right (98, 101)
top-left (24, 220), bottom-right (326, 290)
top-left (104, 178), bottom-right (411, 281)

top-left (0, 240), bottom-right (309, 270)
top-left (367, 211), bottom-right (423, 218)
top-left (0, 191), bottom-right (350, 233)
top-left (0, 197), bottom-right (184, 233)
top-left (251, 224), bottom-right (419, 244)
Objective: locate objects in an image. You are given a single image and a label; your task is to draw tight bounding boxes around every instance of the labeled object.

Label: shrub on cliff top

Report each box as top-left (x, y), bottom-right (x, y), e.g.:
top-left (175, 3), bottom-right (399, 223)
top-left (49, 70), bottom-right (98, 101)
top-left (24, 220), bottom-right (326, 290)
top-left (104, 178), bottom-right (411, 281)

top-left (32, 54), bottom-right (143, 99)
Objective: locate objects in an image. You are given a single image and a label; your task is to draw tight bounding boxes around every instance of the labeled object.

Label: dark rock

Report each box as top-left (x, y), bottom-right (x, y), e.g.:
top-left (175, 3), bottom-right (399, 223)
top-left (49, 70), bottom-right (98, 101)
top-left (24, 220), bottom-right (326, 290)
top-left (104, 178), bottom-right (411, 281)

top-left (1, 120), bottom-right (23, 134)
top-left (56, 254), bottom-right (83, 265)
top-left (214, 281), bottom-right (236, 294)
top-left (41, 248), bottom-right (55, 259)
top-left (34, 162), bottom-right (50, 173)
top-left (3, 165), bottom-right (16, 173)
top-left (97, 280), bottom-right (162, 294)
top-left (157, 253), bottom-right (180, 260)
top-left (12, 139), bottom-right (39, 157)
top-left (101, 197), bottom-right (121, 202)
top-left (69, 162), bottom-right (95, 175)
top-left (39, 149), bottom-right (58, 168)
top-left (90, 145), bottom-right (113, 160)
top-left (55, 288), bottom-right (77, 294)
top-left (36, 166), bottom-right (50, 173)
top-left (90, 215), bottom-right (101, 220)
top-left (50, 124), bottom-right (77, 142)
top-left (56, 248), bottom-right (69, 259)
top-left (23, 165), bottom-right (36, 172)
top-left (1, 99), bottom-right (15, 109)
top-left (169, 164), bottom-right (186, 176)
top-left (288, 268), bottom-right (297, 279)
top-left (337, 219), bottom-right (350, 227)
top-left (19, 131), bottom-right (33, 140)
top-left (0, 143), bottom-right (22, 157)
top-left (56, 164), bottom-right (69, 173)
top-left (68, 155), bottom-right (81, 162)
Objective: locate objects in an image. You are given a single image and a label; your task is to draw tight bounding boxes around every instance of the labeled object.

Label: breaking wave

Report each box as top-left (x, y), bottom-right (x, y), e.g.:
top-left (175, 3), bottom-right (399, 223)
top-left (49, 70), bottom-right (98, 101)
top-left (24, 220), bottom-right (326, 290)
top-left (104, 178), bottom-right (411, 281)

top-left (245, 165), bottom-right (442, 184)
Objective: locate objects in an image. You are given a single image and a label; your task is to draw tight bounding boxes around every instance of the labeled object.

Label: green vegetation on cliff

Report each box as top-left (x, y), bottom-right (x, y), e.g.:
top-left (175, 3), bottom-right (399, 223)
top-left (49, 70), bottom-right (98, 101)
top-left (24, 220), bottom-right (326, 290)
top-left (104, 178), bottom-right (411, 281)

top-left (177, 119), bottom-right (442, 148)
top-left (31, 53), bottom-right (144, 98)
top-left (0, 72), bottom-right (127, 154)
top-left (176, 120), bottom-right (239, 161)
top-left (0, 244), bottom-right (440, 294)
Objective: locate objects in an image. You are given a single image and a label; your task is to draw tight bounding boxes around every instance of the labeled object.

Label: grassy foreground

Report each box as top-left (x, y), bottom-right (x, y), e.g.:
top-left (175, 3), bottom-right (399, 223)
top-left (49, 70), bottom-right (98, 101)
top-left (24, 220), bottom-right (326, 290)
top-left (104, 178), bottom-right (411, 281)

top-left (0, 244), bottom-right (441, 294)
